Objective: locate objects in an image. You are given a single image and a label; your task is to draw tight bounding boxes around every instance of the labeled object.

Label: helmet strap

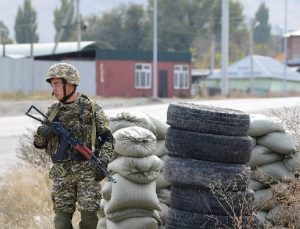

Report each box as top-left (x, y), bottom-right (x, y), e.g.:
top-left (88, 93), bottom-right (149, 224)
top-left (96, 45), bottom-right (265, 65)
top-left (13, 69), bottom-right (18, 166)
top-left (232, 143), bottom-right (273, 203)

top-left (59, 80), bottom-right (76, 103)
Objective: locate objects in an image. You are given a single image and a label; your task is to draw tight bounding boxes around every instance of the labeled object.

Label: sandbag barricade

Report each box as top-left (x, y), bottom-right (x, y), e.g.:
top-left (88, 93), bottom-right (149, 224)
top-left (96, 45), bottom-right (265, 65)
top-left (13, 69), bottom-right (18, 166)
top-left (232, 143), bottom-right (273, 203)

top-left (97, 112), bottom-right (170, 229)
top-left (164, 103), bottom-right (258, 229)
top-left (247, 114), bottom-right (300, 228)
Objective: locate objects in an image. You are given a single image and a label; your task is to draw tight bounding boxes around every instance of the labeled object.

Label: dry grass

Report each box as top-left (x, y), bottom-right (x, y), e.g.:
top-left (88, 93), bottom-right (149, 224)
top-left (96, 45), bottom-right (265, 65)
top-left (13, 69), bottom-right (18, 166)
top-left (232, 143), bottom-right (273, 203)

top-left (0, 167), bottom-right (53, 229)
top-left (0, 130), bottom-right (82, 228)
top-left (0, 91), bottom-right (52, 101)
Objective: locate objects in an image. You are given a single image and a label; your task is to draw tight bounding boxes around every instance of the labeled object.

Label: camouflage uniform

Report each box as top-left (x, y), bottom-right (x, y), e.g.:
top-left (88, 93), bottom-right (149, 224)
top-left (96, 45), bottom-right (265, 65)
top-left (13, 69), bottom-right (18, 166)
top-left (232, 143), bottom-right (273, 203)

top-left (33, 63), bottom-right (113, 229)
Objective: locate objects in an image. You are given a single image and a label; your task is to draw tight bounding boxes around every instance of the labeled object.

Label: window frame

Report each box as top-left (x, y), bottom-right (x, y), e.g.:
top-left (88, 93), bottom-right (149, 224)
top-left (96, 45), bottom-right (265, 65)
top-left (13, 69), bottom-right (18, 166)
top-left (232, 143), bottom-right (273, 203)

top-left (134, 63), bottom-right (152, 89)
top-left (173, 64), bottom-right (190, 89)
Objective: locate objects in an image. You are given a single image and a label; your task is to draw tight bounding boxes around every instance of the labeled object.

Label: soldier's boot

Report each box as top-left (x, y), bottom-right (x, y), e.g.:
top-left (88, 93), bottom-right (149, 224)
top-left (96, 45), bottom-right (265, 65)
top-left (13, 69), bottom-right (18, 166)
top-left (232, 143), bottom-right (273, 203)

top-left (79, 210), bottom-right (98, 229)
top-left (54, 211), bottom-right (73, 229)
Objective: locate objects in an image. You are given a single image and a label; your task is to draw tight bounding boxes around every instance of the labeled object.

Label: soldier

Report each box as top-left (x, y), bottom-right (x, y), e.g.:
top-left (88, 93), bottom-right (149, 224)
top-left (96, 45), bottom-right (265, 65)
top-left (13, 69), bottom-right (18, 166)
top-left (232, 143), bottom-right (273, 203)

top-left (33, 63), bottom-right (113, 229)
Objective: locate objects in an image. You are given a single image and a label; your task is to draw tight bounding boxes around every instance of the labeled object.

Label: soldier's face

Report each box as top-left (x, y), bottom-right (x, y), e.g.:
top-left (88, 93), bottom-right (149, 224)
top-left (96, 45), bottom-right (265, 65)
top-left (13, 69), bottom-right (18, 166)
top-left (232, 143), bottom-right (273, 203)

top-left (50, 78), bottom-right (74, 101)
top-left (50, 78), bottom-right (65, 100)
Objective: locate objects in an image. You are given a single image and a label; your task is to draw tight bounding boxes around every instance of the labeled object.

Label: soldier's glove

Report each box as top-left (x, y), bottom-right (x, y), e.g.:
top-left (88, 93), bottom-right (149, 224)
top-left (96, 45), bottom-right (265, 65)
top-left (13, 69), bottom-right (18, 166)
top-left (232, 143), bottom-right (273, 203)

top-left (37, 125), bottom-right (56, 140)
top-left (95, 158), bottom-right (108, 182)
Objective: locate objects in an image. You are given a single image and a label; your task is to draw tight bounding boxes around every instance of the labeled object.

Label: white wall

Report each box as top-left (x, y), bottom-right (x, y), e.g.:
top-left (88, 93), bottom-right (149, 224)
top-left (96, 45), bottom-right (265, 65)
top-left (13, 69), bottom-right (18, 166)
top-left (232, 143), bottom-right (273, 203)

top-left (0, 58), bottom-right (96, 96)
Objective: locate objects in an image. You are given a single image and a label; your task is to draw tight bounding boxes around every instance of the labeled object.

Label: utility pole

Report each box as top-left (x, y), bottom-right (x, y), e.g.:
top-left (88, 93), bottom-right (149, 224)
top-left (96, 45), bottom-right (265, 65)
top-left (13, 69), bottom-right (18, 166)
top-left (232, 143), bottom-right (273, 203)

top-left (76, 0), bottom-right (81, 51)
top-left (52, 0), bottom-right (75, 54)
top-left (210, 34), bottom-right (215, 75)
top-left (152, 0), bottom-right (158, 99)
top-left (249, 19), bottom-right (256, 95)
top-left (283, 0), bottom-right (288, 96)
top-left (221, 0), bottom-right (229, 96)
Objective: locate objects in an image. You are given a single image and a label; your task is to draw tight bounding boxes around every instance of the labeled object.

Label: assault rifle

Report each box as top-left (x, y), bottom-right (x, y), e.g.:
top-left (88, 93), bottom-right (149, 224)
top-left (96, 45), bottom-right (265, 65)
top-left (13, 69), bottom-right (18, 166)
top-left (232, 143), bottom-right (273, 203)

top-left (26, 105), bottom-right (116, 183)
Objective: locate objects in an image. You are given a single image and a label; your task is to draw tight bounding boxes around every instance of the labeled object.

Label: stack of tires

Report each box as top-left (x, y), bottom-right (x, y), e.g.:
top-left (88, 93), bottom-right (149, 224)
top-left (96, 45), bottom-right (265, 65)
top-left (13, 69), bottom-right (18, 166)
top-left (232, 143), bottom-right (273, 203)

top-left (247, 114), bottom-right (300, 228)
top-left (163, 103), bottom-right (257, 229)
top-left (97, 111), bottom-right (171, 229)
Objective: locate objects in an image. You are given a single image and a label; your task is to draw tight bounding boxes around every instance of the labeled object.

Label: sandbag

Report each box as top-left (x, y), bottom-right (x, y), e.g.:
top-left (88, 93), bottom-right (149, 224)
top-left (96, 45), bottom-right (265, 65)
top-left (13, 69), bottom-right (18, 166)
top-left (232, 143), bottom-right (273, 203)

top-left (146, 113), bottom-right (169, 140)
top-left (257, 132), bottom-right (298, 155)
top-left (106, 217), bottom-right (158, 229)
top-left (251, 161), bottom-right (293, 185)
top-left (101, 182), bottom-right (112, 201)
top-left (97, 217), bottom-right (107, 229)
top-left (158, 203), bottom-right (169, 225)
top-left (256, 211), bottom-right (268, 229)
top-left (105, 208), bottom-right (161, 224)
top-left (266, 204), bottom-right (285, 225)
top-left (248, 178), bottom-right (267, 191)
top-left (104, 174), bottom-right (161, 214)
top-left (113, 126), bottom-right (157, 157)
top-left (157, 188), bottom-right (171, 206)
top-left (249, 145), bottom-right (283, 169)
top-left (108, 155), bottom-right (163, 184)
top-left (254, 188), bottom-right (278, 211)
top-left (109, 111), bottom-right (156, 134)
top-left (154, 140), bottom-right (168, 157)
top-left (156, 171), bottom-right (171, 190)
top-left (99, 199), bottom-right (107, 218)
top-left (284, 151), bottom-right (300, 173)
top-left (247, 114), bottom-right (285, 137)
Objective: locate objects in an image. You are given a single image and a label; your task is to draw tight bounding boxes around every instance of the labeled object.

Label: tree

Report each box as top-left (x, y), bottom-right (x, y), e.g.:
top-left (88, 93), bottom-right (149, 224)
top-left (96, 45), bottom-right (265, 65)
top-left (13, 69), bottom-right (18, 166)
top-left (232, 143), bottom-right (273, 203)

top-left (82, 4), bottom-right (149, 50)
top-left (0, 21), bottom-right (13, 44)
top-left (54, 0), bottom-right (76, 42)
top-left (14, 0), bottom-right (39, 43)
top-left (253, 3), bottom-right (271, 44)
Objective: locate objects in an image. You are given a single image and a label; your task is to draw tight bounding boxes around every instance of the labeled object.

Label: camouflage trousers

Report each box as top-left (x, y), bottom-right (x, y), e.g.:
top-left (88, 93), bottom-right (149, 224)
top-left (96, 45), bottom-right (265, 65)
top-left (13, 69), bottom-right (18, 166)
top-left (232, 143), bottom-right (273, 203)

top-left (49, 160), bottom-right (101, 213)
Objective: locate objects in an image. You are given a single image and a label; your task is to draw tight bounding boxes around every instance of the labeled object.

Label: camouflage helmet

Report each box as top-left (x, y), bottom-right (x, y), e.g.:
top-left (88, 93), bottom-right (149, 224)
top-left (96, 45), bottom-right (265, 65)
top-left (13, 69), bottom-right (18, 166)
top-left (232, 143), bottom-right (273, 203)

top-left (46, 63), bottom-right (80, 86)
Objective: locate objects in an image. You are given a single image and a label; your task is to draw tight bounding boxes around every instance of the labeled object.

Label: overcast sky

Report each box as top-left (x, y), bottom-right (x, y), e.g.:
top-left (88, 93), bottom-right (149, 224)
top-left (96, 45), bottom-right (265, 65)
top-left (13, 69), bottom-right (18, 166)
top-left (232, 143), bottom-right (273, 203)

top-left (0, 0), bottom-right (299, 43)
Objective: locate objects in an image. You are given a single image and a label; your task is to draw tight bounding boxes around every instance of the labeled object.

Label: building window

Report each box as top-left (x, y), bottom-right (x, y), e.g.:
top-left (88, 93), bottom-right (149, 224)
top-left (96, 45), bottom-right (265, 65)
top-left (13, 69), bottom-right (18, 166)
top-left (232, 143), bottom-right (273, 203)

top-left (174, 65), bottom-right (189, 89)
top-left (135, 63), bottom-right (151, 89)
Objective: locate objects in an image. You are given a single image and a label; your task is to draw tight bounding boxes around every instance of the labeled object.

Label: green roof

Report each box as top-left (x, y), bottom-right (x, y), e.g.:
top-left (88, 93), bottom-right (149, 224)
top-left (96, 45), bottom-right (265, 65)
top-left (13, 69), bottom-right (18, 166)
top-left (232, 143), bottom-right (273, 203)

top-left (94, 49), bottom-right (191, 62)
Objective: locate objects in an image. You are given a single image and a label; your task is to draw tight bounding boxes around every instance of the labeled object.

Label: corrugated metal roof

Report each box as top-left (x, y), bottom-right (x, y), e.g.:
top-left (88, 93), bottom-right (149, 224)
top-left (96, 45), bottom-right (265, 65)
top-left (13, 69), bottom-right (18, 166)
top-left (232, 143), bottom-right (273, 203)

top-left (0, 41), bottom-right (111, 58)
top-left (209, 55), bottom-right (300, 81)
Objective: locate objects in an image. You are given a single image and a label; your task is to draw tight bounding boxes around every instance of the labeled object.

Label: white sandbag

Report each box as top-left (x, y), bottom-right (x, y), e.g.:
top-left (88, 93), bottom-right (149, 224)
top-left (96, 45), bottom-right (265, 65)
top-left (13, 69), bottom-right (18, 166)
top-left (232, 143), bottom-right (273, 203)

top-left (107, 217), bottom-right (158, 229)
top-left (284, 151), bottom-right (300, 173)
top-left (248, 178), bottom-right (266, 191)
top-left (113, 126), bottom-right (157, 157)
top-left (157, 188), bottom-right (171, 206)
top-left (154, 140), bottom-right (168, 157)
top-left (106, 208), bottom-right (161, 223)
top-left (254, 188), bottom-right (278, 211)
top-left (105, 174), bottom-right (161, 214)
top-left (257, 132), bottom-right (298, 155)
top-left (156, 172), bottom-right (171, 189)
top-left (109, 111), bottom-right (156, 134)
top-left (266, 204), bottom-right (285, 225)
top-left (101, 182), bottom-right (112, 201)
top-left (99, 199), bottom-right (107, 218)
top-left (158, 203), bottom-right (169, 225)
top-left (247, 114), bottom-right (285, 137)
top-left (251, 161), bottom-right (293, 185)
top-left (97, 217), bottom-right (107, 229)
top-left (256, 211), bottom-right (268, 229)
top-left (249, 145), bottom-right (284, 169)
top-left (146, 113), bottom-right (169, 140)
top-left (108, 155), bottom-right (163, 184)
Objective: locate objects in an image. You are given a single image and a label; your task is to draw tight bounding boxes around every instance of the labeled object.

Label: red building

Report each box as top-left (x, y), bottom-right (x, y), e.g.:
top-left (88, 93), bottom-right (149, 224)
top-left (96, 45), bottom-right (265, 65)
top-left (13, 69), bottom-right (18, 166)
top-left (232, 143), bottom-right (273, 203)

top-left (36, 45), bottom-right (192, 98)
top-left (95, 49), bottom-right (191, 97)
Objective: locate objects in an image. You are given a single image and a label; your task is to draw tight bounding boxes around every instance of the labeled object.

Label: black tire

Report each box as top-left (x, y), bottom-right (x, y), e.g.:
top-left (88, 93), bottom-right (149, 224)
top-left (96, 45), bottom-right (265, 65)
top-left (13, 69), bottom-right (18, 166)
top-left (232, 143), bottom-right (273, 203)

top-left (163, 155), bottom-right (250, 191)
top-left (170, 184), bottom-right (254, 216)
top-left (165, 127), bottom-right (254, 164)
top-left (167, 102), bottom-right (250, 136)
top-left (166, 208), bottom-right (259, 229)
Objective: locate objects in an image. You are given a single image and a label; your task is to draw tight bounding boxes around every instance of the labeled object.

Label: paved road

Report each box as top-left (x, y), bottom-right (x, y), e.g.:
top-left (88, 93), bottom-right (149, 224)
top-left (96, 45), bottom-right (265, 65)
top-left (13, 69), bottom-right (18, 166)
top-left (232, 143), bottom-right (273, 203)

top-left (1, 97), bottom-right (300, 174)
